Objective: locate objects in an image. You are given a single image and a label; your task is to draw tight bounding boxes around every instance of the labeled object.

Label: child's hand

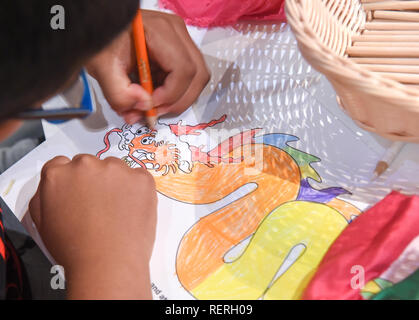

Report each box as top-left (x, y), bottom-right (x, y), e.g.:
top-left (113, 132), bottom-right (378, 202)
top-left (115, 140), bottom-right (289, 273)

top-left (86, 10), bottom-right (211, 124)
top-left (29, 155), bottom-right (157, 299)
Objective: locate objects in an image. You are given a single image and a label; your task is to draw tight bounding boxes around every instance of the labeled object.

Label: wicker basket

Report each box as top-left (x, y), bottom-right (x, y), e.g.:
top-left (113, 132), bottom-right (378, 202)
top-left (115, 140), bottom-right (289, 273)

top-left (285, 0), bottom-right (419, 143)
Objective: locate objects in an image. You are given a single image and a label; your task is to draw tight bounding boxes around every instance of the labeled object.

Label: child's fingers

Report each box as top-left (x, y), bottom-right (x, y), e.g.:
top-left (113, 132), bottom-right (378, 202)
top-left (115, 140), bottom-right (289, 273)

top-left (90, 11), bottom-right (209, 120)
top-left (125, 83), bottom-right (154, 111)
top-left (152, 66), bottom-right (193, 106)
top-left (88, 48), bottom-right (153, 115)
top-left (122, 109), bottom-right (143, 125)
top-left (97, 67), bottom-right (153, 114)
top-left (40, 156), bottom-right (71, 179)
top-left (150, 47), bottom-right (195, 107)
top-left (144, 13), bottom-right (210, 116)
top-left (30, 156), bottom-right (71, 230)
top-left (144, 16), bottom-right (195, 107)
top-left (29, 187), bottom-right (41, 230)
top-left (159, 16), bottom-right (210, 114)
top-left (162, 67), bottom-right (210, 115)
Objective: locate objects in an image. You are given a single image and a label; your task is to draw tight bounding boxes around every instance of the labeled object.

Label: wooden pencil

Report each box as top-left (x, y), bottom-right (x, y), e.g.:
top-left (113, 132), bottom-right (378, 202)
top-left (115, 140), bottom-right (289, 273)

top-left (373, 141), bottom-right (406, 179)
top-left (365, 21), bottom-right (419, 30)
top-left (373, 10), bottom-right (419, 22)
top-left (353, 41), bottom-right (419, 47)
top-left (350, 57), bottom-right (419, 65)
top-left (347, 46), bottom-right (419, 57)
top-left (363, 0), bottom-right (419, 11)
top-left (352, 35), bottom-right (419, 42)
top-left (132, 10), bottom-right (157, 129)
top-left (372, 72), bottom-right (419, 83)
top-left (360, 64), bottom-right (419, 73)
top-left (363, 30), bottom-right (419, 35)
top-left (361, 0), bottom-right (392, 3)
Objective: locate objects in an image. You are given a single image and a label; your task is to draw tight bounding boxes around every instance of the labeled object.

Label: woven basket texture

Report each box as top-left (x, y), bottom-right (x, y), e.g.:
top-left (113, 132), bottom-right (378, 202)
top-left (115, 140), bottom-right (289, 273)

top-left (286, 0), bottom-right (419, 142)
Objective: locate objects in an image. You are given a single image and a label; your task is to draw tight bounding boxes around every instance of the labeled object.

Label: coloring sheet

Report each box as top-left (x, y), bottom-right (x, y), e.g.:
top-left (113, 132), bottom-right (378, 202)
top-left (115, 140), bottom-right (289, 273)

top-left (1, 22), bottom-right (419, 299)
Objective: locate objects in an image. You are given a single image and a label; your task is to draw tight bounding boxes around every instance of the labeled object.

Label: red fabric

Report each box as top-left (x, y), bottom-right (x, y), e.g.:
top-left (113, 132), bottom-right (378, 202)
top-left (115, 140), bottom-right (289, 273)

top-left (159, 0), bottom-right (287, 28)
top-left (302, 191), bottom-right (419, 300)
top-left (0, 210), bottom-right (5, 261)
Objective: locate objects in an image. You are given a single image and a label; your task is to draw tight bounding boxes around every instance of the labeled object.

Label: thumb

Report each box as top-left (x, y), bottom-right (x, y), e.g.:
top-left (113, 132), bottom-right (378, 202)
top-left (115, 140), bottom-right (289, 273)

top-left (96, 64), bottom-right (153, 114)
top-left (125, 83), bottom-right (154, 112)
top-left (120, 83), bottom-right (154, 125)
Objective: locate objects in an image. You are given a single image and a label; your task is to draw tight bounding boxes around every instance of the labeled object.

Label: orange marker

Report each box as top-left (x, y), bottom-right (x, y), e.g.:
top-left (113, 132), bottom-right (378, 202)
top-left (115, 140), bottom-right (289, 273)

top-left (132, 10), bottom-right (157, 129)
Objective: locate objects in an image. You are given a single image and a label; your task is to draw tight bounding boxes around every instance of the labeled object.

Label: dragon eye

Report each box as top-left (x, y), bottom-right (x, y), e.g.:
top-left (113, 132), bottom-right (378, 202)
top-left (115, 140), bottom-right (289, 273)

top-left (137, 128), bottom-right (151, 135)
top-left (142, 138), bottom-right (152, 145)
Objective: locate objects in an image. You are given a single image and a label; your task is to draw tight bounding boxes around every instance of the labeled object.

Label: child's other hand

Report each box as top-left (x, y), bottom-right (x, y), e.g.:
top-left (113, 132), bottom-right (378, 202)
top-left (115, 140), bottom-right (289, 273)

top-left (29, 155), bottom-right (157, 299)
top-left (86, 10), bottom-right (211, 124)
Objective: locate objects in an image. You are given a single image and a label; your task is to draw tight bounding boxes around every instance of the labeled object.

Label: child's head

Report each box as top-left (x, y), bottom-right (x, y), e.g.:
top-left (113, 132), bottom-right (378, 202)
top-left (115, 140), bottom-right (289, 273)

top-left (0, 0), bottom-right (139, 119)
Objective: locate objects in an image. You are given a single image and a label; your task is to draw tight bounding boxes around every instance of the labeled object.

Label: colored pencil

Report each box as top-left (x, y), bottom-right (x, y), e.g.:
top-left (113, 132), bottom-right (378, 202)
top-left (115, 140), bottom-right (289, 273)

top-left (132, 10), bottom-right (157, 129)
top-left (373, 141), bottom-right (406, 179)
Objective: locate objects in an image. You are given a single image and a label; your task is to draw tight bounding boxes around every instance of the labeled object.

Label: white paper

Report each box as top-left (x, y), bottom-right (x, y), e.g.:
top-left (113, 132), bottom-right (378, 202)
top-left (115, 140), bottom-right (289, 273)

top-left (1, 23), bottom-right (419, 300)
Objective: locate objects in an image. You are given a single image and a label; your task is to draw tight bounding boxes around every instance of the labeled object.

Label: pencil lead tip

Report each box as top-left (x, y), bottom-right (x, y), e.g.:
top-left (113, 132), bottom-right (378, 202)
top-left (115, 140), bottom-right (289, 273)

top-left (371, 171), bottom-right (380, 182)
top-left (146, 116), bottom-right (158, 130)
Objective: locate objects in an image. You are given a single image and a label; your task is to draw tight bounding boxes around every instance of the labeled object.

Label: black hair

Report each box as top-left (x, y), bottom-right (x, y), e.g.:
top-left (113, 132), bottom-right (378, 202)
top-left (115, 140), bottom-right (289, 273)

top-left (0, 0), bottom-right (139, 118)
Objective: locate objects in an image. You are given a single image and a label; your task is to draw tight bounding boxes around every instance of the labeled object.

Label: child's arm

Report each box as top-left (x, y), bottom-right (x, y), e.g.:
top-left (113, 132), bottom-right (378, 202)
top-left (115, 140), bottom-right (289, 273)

top-left (87, 10), bottom-right (210, 125)
top-left (29, 155), bottom-right (157, 300)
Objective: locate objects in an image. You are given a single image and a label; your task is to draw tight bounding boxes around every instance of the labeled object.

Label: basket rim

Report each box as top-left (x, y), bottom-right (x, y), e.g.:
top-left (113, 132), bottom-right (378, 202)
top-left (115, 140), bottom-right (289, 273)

top-left (285, 0), bottom-right (419, 106)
